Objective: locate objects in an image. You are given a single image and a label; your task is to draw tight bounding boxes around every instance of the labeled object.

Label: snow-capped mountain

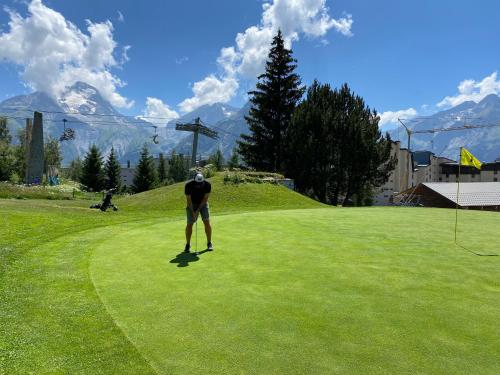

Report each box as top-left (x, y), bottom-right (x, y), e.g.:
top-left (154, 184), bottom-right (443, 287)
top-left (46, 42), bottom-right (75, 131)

top-left (390, 94), bottom-right (500, 162)
top-left (0, 82), bottom-right (160, 164)
top-left (0, 82), bottom-right (243, 164)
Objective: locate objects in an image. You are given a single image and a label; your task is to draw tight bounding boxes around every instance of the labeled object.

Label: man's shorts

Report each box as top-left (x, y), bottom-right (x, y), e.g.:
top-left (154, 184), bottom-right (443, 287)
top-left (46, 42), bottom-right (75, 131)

top-left (186, 203), bottom-right (210, 224)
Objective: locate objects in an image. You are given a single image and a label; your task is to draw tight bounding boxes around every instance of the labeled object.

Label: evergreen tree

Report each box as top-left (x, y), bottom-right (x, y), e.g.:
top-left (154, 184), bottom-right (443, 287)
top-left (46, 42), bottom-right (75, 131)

top-left (208, 147), bottom-right (224, 171)
top-left (287, 81), bottom-right (396, 205)
top-left (81, 144), bottom-right (105, 191)
top-left (43, 136), bottom-right (62, 174)
top-left (0, 117), bottom-right (11, 144)
top-left (132, 145), bottom-right (157, 193)
top-left (227, 147), bottom-right (240, 169)
top-left (168, 151), bottom-right (187, 183)
top-left (157, 153), bottom-right (167, 183)
top-left (0, 117), bottom-right (14, 181)
top-left (12, 128), bottom-right (27, 180)
top-left (104, 147), bottom-right (122, 190)
top-left (238, 30), bottom-right (304, 172)
top-left (68, 157), bottom-right (83, 182)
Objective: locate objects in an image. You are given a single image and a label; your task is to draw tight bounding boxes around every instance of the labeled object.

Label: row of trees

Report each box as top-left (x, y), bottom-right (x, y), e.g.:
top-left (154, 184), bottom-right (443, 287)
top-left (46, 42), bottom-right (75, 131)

top-left (1, 113), bottom-right (239, 194)
top-left (237, 30), bottom-right (396, 205)
top-left (0, 118), bottom-right (62, 183)
top-left (71, 145), bottom-right (192, 193)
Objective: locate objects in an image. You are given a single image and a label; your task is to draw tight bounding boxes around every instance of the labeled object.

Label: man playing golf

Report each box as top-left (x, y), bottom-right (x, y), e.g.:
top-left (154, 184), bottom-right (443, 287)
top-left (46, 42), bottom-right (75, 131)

top-left (184, 172), bottom-right (213, 253)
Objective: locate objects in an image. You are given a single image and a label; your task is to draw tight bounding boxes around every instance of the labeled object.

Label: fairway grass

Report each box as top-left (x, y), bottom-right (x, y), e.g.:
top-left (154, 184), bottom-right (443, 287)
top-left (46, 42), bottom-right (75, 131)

top-left (90, 208), bottom-right (500, 374)
top-left (2, 177), bottom-right (500, 374)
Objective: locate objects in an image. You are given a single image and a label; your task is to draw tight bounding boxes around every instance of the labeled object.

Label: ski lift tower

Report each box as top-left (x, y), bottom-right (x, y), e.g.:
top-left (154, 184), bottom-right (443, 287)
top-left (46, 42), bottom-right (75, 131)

top-left (175, 117), bottom-right (218, 167)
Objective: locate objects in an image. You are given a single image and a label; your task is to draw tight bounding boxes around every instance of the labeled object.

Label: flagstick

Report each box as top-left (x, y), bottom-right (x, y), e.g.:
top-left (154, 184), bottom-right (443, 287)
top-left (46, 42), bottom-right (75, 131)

top-left (454, 147), bottom-right (462, 244)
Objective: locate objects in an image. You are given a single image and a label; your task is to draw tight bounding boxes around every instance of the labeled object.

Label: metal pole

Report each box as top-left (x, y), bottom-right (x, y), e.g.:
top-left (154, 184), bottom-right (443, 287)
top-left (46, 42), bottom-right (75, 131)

top-left (454, 147), bottom-right (462, 244)
top-left (398, 118), bottom-right (412, 189)
top-left (191, 130), bottom-right (199, 168)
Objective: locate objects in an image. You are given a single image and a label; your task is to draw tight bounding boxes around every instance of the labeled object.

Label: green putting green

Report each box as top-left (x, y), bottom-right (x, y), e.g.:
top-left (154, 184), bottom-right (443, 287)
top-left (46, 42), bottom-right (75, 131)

top-left (90, 208), bottom-right (500, 374)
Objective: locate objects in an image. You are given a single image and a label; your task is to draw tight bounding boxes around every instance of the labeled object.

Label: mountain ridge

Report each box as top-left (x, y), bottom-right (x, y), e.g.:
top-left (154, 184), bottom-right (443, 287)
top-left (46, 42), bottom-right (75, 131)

top-left (1, 82), bottom-right (499, 164)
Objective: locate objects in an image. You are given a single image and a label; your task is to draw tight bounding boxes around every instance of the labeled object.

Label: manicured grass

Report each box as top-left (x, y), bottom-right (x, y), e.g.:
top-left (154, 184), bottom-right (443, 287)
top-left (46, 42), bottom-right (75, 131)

top-left (0, 175), bottom-right (322, 374)
top-left (90, 208), bottom-right (500, 374)
top-left (1, 175), bottom-right (499, 374)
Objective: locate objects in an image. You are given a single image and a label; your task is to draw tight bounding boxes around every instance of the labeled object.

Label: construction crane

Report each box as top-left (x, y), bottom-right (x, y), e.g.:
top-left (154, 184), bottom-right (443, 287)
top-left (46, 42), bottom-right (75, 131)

top-left (397, 119), bottom-right (500, 193)
top-left (175, 117), bottom-right (218, 167)
top-left (397, 118), bottom-right (500, 150)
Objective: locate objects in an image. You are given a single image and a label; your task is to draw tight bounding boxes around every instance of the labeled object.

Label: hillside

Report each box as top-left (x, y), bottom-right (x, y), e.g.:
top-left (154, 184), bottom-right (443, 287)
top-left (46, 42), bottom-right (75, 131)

top-left (118, 173), bottom-right (324, 213)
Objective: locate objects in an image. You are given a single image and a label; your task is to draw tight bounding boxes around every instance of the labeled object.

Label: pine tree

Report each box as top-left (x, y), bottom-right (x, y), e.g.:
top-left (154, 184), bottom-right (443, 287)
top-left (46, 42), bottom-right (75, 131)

top-left (0, 117), bottom-right (11, 144)
top-left (132, 145), bottom-right (157, 193)
top-left (12, 128), bottom-right (27, 180)
top-left (287, 81), bottom-right (396, 205)
top-left (168, 151), bottom-right (187, 183)
top-left (238, 30), bottom-right (304, 172)
top-left (208, 148), bottom-right (224, 171)
top-left (227, 147), bottom-right (240, 169)
top-left (157, 153), bottom-right (167, 183)
top-left (43, 136), bottom-right (62, 174)
top-left (104, 147), bottom-right (122, 190)
top-left (0, 117), bottom-right (14, 181)
top-left (68, 157), bottom-right (83, 182)
top-left (81, 144), bottom-right (105, 191)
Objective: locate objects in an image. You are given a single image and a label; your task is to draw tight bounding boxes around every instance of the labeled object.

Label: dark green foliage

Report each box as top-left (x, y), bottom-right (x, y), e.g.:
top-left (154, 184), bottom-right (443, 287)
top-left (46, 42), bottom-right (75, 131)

top-left (0, 118), bottom-right (14, 181)
top-left (286, 81), bottom-right (396, 205)
top-left (227, 147), bottom-right (240, 169)
top-left (157, 153), bottom-right (167, 183)
top-left (168, 151), bottom-right (187, 183)
top-left (208, 148), bottom-right (225, 171)
top-left (81, 144), bottom-right (105, 192)
top-left (132, 145), bottom-right (157, 193)
top-left (0, 117), bottom-right (11, 144)
top-left (105, 147), bottom-right (122, 190)
top-left (12, 128), bottom-right (28, 180)
top-left (68, 157), bottom-right (83, 182)
top-left (43, 136), bottom-right (62, 174)
top-left (238, 30), bottom-right (305, 172)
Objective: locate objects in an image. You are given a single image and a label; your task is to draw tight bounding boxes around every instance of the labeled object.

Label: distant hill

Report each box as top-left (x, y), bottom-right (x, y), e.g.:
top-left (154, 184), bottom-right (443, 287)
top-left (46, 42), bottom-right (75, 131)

top-left (390, 94), bottom-right (500, 162)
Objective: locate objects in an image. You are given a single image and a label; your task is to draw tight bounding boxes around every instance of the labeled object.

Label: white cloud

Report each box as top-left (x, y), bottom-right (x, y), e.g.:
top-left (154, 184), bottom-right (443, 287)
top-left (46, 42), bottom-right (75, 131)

top-left (179, 75), bottom-right (239, 113)
top-left (379, 108), bottom-right (417, 129)
top-left (139, 97), bottom-right (179, 126)
top-left (0, 0), bottom-right (132, 108)
top-left (117, 10), bottom-right (124, 23)
top-left (179, 0), bottom-right (353, 112)
top-left (437, 72), bottom-right (500, 108)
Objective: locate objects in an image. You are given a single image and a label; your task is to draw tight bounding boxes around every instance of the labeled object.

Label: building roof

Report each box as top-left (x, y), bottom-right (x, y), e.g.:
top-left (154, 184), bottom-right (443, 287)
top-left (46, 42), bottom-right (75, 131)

top-left (422, 182), bottom-right (500, 207)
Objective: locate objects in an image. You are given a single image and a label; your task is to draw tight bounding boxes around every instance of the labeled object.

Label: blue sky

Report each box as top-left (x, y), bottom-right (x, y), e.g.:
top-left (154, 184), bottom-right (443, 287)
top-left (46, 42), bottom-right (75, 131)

top-left (0, 0), bottom-right (499, 129)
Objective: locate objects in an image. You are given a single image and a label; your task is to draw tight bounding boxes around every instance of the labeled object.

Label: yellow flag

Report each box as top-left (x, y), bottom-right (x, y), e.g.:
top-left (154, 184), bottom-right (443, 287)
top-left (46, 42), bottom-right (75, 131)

top-left (460, 148), bottom-right (482, 169)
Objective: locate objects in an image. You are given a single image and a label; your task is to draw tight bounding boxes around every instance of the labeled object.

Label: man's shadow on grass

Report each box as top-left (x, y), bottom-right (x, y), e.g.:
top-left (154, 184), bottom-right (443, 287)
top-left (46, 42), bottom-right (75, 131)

top-left (169, 249), bottom-right (211, 267)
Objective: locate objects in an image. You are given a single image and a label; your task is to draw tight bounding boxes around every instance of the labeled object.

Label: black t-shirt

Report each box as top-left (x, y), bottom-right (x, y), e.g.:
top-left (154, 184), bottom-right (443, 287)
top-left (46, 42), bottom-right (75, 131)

top-left (185, 180), bottom-right (211, 205)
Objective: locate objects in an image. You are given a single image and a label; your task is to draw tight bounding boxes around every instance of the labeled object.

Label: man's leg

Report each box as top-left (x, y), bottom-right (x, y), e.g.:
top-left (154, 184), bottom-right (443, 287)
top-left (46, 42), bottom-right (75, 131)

top-left (185, 223), bottom-right (193, 245)
top-left (203, 219), bottom-right (212, 243)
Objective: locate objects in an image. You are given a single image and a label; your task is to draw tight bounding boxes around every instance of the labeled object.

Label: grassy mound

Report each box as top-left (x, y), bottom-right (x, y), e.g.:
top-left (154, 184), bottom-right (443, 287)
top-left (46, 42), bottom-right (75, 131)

top-left (118, 173), bottom-right (324, 214)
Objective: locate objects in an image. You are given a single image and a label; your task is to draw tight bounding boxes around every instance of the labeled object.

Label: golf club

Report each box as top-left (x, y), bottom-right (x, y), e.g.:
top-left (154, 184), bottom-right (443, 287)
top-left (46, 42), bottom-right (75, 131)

top-left (195, 213), bottom-right (198, 255)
